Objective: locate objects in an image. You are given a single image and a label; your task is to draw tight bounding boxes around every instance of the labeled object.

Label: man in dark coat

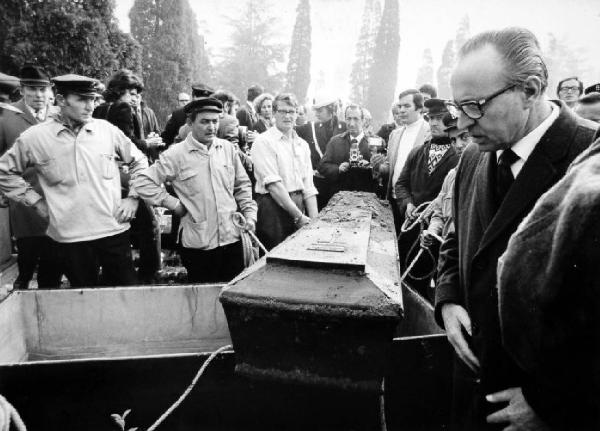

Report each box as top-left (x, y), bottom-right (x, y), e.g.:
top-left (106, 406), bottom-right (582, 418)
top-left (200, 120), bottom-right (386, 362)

top-left (434, 27), bottom-right (597, 431)
top-left (319, 104), bottom-right (377, 195)
top-left (296, 98), bottom-right (346, 208)
top-left (0, 64), bottom-right (63, 289)
top-left (236, 84), bottom-right (263, 128)
top-left (161, 83), bottom-right (213, 146)
top-left (496, 138), bottom-right (600, 431)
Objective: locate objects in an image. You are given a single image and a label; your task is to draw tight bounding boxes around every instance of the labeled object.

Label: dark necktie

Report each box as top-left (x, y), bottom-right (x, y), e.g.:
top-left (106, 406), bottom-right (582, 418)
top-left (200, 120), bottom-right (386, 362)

top-left (135, 107), bottom-right (145, 140)
top-left (495, 148), bottom-right (519, 205)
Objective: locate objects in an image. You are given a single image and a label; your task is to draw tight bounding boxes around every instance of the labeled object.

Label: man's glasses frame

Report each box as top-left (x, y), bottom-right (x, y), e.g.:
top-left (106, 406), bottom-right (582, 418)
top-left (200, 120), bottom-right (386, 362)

top-left (446, 84), bottom-right (516, 120)
top-left (275, 108), bottom-right (297, 115)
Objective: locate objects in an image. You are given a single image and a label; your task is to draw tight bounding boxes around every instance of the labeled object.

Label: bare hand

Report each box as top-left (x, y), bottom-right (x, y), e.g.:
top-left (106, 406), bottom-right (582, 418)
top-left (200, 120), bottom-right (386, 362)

top-left (339, 162), bottom-right (350, 173)
top-left (486, 387), bottom-right (549, 430)
top-left (115, 197), bottom-right (139, 223)
top-left (405, 202), bottom-right (417, 219)
top-left (441, 303), bottom-right (481, 372)
top-left (173, 201), bottom-right (188, 217)
top-left (245, 219), bottom-right (256, 233)
top-left (34, 199), bottom-right (49, 220)
top-left (420, 230), bottom-right (434, 248)
top-left (296, 214), bottom-right (311, 227)
top-left (247, 131), bottom-right (256, 144)
top-left (370, 154), bottom-right (385, 171)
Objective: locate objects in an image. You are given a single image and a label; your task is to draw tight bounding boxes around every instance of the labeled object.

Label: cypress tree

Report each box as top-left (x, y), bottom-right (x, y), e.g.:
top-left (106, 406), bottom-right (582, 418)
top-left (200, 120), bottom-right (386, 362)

top-left (349, 0), bottom-right (382, 105)
top-left (415, 48), bottom-right (434, 88)
top-left (285, 0), bottom-right (312, 103)
top-left (436, 40), bottom-right (455, 99)
top-left (365, 0), bottom-right (400, 127)
top-left (130, 0), bottom-right (210, 125)
top-left (454, 15), bottom-right (471, 53)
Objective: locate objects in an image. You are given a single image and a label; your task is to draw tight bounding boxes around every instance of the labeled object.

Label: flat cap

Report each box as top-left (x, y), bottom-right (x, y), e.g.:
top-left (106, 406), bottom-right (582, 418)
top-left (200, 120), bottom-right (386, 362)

top-left (184, 97), bottom-right (223, 115)
top-left (584, 83), bottom-right (600, 95)
top-left (19, 64), bottom-right (51, 87)
top-left (424, 98), bottom-right (449, 116)
top-left (191, 82), bottom-right (214, 96)
top-left (0, 72), bottom-right (20, 95)
top-left (52, 74), bottom-right (99, 97)
top-left (442, 111), bottom-right (458, 131)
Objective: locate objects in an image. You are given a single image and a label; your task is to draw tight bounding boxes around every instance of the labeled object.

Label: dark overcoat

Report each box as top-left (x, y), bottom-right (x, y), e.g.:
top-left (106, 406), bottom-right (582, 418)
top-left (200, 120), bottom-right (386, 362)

top-left (498, 138), bottom-right (600, 430)
top-left (434, 101), bottom-right (597, 430)
top-left (0, 99), bottom-right (48, 238)
top-left (394, 138), bottom-right (459, 217)
top-left (318, 131), bottom-right (375, 194)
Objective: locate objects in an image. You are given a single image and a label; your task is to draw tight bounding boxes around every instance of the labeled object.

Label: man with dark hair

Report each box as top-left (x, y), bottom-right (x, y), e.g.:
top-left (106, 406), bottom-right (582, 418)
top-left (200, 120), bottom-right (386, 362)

top-left (252, 93), bottom-right (318, 249)
top-left (375, 102), bottom-right (404, 144)
top-left (576, 92), bottom-right (600, 123)
top-left (0, 74), bottom-right (149, 287)
top-left (237, 84), bottom-right (263, 128)
top-left (213, 89), bottom-right (240, 116)
top-left (135, 98), bottom-right (256, 283)
top-left (0, 64), bottom-right (63, 289)
top-left (435, 27), bottom-right (596, 430)
top-left (296, 97), bottom-right (347, 209)
top-left (162, 82), bottom-right (214, 146)
top-left (418, 83), bottom-right (437, 101)
top-left (319, 104), bottom-right (377, 195)
top-left (556, 76), bottom-right (583, 109)
top-left (376, 89), bottom-right (430, 231)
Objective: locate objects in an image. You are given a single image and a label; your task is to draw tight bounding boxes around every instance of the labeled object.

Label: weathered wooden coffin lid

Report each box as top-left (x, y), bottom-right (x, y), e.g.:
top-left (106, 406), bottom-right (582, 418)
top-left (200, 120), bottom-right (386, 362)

top-left (222, 191), bottom-right (403, 318)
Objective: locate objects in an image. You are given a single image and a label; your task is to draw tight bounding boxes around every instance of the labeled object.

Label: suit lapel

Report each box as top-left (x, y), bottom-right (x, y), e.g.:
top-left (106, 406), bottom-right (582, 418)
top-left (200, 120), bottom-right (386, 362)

top-left (14, 99), bottom-right (37, 126)
top-left (477, 102), bottom-right (574, 254)
top-left (472, 151), bottom-right (496, 236)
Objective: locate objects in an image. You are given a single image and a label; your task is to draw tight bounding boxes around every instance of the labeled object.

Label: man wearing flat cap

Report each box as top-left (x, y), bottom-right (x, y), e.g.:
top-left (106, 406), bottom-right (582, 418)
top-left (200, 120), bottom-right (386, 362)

top-left (162, 82), bottom-right (214, 147)
top-left (0, 74), bottom-right (149, 288)
top-left (135, 97), bottom-right (257, 283)
top-left (395, 98), bottom-right (459, 298)
top-left (0, 72), bottom-right (20, 106)
top-left (0, 64), bottom-right (63, 289)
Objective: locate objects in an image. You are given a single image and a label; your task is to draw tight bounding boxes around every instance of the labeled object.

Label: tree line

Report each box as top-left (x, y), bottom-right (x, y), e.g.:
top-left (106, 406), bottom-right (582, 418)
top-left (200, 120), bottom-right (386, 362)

top-left (0, 0), bottom-right (586, 127)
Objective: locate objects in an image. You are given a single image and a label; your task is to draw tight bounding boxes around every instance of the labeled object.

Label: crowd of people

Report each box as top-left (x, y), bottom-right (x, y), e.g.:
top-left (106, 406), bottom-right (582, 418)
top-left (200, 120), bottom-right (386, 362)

top-left (0, 25), bottom-right (600, 430)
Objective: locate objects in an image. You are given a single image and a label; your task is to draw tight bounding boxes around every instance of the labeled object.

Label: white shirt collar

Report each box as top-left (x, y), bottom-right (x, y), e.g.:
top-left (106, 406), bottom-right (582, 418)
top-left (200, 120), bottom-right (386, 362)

top-left (404, 116), bottom-right (424, 131)
top-left (497, 102), bottom-right (559, 163)
top-left (26, 103), bottom-right (47, 120)
top-left (349, 132), bottom-right (364, 142)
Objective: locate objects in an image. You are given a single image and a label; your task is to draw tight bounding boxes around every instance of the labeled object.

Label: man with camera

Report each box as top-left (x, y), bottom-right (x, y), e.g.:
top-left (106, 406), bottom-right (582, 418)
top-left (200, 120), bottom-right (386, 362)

top-left (318, 104), bottom-right (379, 195)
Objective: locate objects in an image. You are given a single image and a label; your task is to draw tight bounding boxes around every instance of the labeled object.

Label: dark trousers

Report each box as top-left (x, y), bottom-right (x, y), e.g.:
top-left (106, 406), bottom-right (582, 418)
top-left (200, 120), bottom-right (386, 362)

top-left (59, 230), bottom-right (137, 288)
top-left (15, 236), bottom-right (63, 289)
top-left (314, 175), bottom-right (332, 210)
top-left (179, 240), bottom-right (244, 283)
top-left (255, 192), bottom-right (305, 251)
top-left (129, 200), bottom-right (160, 282)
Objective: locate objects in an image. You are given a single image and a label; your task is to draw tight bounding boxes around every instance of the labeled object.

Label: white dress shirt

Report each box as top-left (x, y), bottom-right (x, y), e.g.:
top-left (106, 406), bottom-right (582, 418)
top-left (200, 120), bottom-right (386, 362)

top-left (391, 117), bottom-right (427, 197)
top-left (496, 102), bottom-right (559, 178)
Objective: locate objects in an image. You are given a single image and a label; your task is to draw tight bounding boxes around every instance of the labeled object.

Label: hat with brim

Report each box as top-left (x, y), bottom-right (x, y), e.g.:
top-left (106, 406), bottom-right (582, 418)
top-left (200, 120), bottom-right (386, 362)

top-left (191, 82), bottom-right (214, 97)
top-left (442, 111), bottom-right (458, 131)
top-left (52, 74), bottom-right (99, 97)
top-left (424, 98), bottom-right (449, 116)
top-left (313, 97), bottom-right (338, 110)
top-left (19, 64), bottom-right (51, 87)
top-left (0, 72), bottom-right (20, 94)
top-left (184, 97), bottom-right (223, 115)
top-left (584, 83), bottom-right (600, 95)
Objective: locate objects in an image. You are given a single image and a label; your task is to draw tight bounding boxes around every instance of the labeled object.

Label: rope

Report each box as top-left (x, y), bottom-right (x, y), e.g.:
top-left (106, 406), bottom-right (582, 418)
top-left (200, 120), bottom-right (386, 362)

top-left (232, 212), bottom-right (268, 267)
top-left (146, 344), bottom-right (233, 431)
top-left (0, 394), bottom-right (27, 431)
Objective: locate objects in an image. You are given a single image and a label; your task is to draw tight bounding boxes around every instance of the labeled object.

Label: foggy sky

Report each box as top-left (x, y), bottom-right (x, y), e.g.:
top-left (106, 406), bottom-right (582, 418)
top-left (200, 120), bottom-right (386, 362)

top-left (115, 0), bottom-right (600, 101)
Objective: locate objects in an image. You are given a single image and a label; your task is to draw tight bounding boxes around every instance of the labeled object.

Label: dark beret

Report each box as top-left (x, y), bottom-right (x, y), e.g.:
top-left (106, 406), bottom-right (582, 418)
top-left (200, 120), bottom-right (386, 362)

top-left (424, 98), bottom-right (449, 116)
top-left (184, 97), bottom-right (223, 115)
top-left (442, 112), bottom-right (458, 131)
top-left (191, 82), bottom-right (214, 95)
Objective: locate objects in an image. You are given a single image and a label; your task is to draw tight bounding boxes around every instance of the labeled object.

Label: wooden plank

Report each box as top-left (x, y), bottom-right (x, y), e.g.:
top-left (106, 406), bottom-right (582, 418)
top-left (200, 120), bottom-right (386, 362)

top-left (267, 208), bottom-right (372, 271)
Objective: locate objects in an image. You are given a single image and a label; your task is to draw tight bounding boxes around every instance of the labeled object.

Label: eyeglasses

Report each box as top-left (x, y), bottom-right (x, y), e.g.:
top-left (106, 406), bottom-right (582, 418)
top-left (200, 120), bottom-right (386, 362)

top-left (559, 86), bottom-right (580, 94)
top-left (447, 84), bottom-right (516, 120)
top-left (179, 99), bottom-right (190, 103)
top-left (276, 109), bottom-right (297, 115)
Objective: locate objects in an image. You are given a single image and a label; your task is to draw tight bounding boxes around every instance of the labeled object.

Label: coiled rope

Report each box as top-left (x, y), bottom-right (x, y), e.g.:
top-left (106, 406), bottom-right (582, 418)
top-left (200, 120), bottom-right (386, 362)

top-left (232, 212), bottom-right (268, 268)
top-left (0, 394), bottom-right (27, 431)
